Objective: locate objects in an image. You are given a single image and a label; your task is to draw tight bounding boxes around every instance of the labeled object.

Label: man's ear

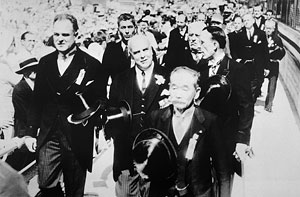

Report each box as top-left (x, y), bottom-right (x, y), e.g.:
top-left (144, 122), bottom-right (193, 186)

top-left (194, 87), bottom-right (201, 106)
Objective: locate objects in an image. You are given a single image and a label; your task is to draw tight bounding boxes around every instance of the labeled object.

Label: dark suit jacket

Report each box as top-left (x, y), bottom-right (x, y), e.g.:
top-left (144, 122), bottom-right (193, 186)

top-left (12, 78), bottom-right (33, 137)
top-left (230, 27), bottom-right (269, 81)
top-left (163, 27), bottom-right (191, 73)
top-left (102, 41), bottom-right (131, 81)
top-left (199, 56), bottom-right (254, 176)
top-left (27, 47), bottom-right (107, 171)
top-left (266, 34), bottom-right (285, 76)
top-left (106, 63), bottom-right (168, 181)
top-left (254, 16), bottom-right (266, 30)
top-left (150, 106), bottom-right (231, 197)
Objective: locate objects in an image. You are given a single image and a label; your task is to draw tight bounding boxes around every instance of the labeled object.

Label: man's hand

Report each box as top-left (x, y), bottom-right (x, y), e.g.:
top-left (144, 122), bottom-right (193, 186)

top-left (234, 143), bottom-right (254, 162)
top-left (24, 137), bottom-right (37, 152)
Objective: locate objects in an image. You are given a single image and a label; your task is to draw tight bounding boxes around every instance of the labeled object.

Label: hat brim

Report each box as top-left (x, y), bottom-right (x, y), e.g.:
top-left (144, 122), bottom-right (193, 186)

top-left (15, 63), bottom-right (38, 74)
top-left (132, 128), bottom-right (177, 181)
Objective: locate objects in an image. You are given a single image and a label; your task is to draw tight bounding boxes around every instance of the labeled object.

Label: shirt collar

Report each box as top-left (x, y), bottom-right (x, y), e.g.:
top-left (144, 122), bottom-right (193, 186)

top-left (58, 45), bottom-right (77, 60)
top-left (135, 61), bottom-right (154, 77)
top-left (208, 52), bottom-right (225, 67)
top-left (121, 41), bottom-right (127, 51)
top-left (173, 105), bottom-right (195, 119)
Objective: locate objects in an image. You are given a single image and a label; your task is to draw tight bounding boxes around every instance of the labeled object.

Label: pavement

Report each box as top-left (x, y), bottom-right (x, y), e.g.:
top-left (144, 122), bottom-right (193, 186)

top-left (28, 74), bottom-right (300, 197)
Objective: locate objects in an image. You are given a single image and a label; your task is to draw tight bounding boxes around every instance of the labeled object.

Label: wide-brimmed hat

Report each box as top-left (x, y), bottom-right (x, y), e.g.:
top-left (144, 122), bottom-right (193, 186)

top-left (16, 58), bottom-right (38, 74)
top-left (132, 128), bottom-right (177, 181)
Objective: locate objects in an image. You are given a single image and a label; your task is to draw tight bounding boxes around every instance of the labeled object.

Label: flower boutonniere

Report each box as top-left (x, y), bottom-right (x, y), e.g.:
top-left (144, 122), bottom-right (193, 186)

top-left (155, 74), bottom-right (165, 85)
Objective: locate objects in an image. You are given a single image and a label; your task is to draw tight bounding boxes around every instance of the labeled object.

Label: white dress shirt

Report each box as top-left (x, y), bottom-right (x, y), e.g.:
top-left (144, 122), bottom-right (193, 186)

top-left (135, 62), bottom-right (154, 92)
top-left (172, 106), bottom-right (195, 144)
top-left (208, 52), bottom-right (225, 77)
top-left (57, 47), bottom-right (76, 76)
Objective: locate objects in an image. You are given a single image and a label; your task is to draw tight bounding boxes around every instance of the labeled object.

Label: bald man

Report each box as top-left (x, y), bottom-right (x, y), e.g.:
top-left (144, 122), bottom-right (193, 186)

top-left (105, 34), bottom-right (168, 197)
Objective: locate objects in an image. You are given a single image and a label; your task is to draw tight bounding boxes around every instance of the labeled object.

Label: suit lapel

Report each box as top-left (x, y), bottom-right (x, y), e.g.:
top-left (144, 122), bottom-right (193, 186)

top-left (59, 50), bottom-right (86, 91)
top-left (217, 56), bottom-right (230, 76)
top-left (145, 65), bottom-right (165, 112)
top-left (128, 68), bottom-right (136, 108)
top-left (179, 107), bottom-right (206, 147)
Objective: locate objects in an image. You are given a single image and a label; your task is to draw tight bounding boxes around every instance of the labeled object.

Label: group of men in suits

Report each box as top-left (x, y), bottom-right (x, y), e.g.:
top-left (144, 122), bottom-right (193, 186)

top-left (7, 5), bottom-right (284, 197)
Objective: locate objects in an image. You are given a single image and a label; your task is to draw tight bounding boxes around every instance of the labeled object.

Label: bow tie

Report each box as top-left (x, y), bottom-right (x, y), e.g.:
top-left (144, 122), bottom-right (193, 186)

top-left (191, 48), bottom-right (202, 54)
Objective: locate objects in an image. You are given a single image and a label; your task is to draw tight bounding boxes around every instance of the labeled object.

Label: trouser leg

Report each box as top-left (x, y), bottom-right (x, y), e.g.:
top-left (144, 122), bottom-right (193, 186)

top-left (265, 74), bottom-right (278, 110)
top-left (60, 133), bottom-right (86, 197)
top-left (37, 136), bottom-right (64, 197)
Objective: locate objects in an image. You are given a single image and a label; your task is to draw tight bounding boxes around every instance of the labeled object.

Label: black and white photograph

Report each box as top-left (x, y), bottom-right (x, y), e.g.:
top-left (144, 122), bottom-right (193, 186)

top-left (0, 0), bottom-right (299, 196)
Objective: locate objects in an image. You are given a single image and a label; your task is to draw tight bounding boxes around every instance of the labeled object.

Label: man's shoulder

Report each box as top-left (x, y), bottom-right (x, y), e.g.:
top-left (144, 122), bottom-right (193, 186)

top-left (106, 41), bottom-right (122, 50)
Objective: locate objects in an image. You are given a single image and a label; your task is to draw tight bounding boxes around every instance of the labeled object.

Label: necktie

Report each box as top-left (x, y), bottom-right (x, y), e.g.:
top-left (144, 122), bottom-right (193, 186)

top-left (124, 45), bottom-right (130, 59)
top-left (211, 65), bottom-right (217, 76)
top-left (141, 71), bottom-right (146, 94)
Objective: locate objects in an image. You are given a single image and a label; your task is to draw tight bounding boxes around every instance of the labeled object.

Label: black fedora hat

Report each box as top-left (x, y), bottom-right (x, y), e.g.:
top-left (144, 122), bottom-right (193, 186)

top-left (132, 128), bottom-right (177, 181)
top-left (16, 58), bottom-right (38, 74)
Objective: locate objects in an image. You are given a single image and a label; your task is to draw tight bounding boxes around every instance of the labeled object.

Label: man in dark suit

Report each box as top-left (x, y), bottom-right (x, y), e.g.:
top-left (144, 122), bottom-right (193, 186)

top-left (150, 66), bottom-right (231, 197)
top-left (264, 20), bottom-right (286, 112)
top-left (24, 14), bottom-right (107, 197)
top-left (102, 13), bottom-right (137, 83)
top-left (6, 58), bottom-right (38, 171)
top-left (198, 26), bottom-right (254, 192)
top-left (230, 13), bottom-right (269, 102)
top-left (105, 34), bottom-right (168, 197)
top-left (163, 13), bottom-right (191, 74)
top-left (253, 3), bottom-right (266, 31)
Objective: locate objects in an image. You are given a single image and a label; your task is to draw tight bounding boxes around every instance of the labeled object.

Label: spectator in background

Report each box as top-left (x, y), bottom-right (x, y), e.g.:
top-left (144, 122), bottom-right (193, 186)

top-left (17, 31), bottom-right (37, 62)
top-left (137, 18), bottom-right (158, 51)
top-left (230, 13), bottom-right (269, 102)
top-left (6, 58), bottom-right (38, 171)
top-left (265, 9), bottom-right (275, 20)
top-left (163, 13), bottom-right (190, 74)
top-left (253, 3), bottom-right (266, 30)
top-left (87, 29), bottom-right (108, 62)
top-left (0, 31), bottom-right (20, 142)
top-left (264, 20), bottom-right (285, 112)
top-left (102, 13), bottom-right (137, 83)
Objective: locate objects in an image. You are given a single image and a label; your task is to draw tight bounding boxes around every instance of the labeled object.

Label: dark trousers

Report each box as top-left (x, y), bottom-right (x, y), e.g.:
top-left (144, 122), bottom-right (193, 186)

top-left (245, 62), bottom-right (263, 102)
top-left (37, 130), bottom-right (86, 197)
top-left (265, 71), bottom-right (279, 109)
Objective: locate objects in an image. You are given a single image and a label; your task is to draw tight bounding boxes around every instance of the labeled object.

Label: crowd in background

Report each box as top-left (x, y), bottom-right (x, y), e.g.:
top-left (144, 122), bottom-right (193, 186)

top-left (0, 0), bottom-right (284, 196)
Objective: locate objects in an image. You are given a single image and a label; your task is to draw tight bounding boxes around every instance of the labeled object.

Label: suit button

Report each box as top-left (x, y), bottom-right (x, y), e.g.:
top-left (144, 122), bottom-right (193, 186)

top-left (142, 98), bottom-right (145, 101)
top-left (141, 104), bottom-right (144, 108)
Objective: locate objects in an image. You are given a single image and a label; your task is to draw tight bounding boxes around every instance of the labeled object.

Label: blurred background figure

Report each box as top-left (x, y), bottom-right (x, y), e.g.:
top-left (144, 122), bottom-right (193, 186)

top-left (0, 160), bottom-right (30, 197)
top-left (264, 20), bottom-right (285, 112)
top-left (0, 31), bottom-right (21, 144)
top-left (16, 31), bottom-right (37, 63)
top-left (87, 29), bottom-right (108, 63)
top-left (5, 58), bottom-right (38, 171)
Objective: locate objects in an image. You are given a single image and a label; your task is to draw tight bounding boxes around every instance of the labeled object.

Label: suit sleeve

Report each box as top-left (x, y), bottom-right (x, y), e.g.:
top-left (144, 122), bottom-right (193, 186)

top-left (12, 85), bottom-right (29, 137)
top-left (27, 59), bottom-right (47, 137)
top-left (234, 63), bottom-right (254, 144)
